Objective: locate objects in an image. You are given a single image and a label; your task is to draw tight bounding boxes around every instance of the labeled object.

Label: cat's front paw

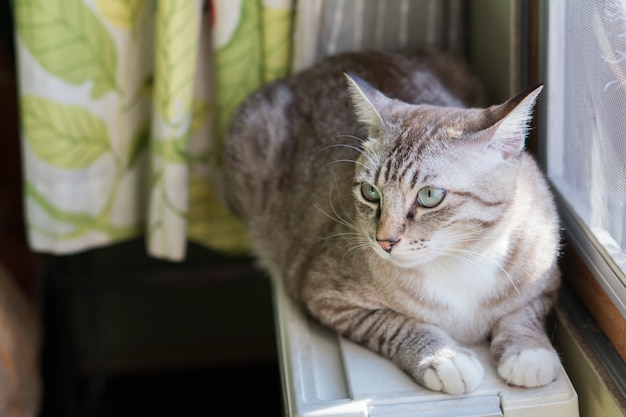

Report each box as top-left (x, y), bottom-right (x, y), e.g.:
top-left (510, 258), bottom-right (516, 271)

top-left (497, 348), bottom-right (560, 387)
top-left (417, 347), bottom-right (484, 395)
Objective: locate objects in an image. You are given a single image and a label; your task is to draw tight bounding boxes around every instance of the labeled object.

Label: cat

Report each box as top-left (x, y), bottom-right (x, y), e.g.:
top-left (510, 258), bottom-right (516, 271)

top-left (220, 50), bottom-right (561, 395)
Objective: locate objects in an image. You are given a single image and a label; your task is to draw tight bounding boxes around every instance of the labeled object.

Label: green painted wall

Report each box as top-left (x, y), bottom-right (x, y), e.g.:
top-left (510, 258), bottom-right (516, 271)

top-left (467, 0), bottom-right (516, 103)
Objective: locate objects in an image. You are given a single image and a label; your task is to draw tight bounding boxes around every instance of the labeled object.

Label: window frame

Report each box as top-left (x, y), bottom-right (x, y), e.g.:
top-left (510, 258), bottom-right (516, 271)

top-left (535, 0), bottom-right (626, 362)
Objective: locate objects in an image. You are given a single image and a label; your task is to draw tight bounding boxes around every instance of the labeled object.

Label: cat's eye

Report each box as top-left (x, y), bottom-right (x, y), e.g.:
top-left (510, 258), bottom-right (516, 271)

top-left (417, 186), bottom-right (446, 208)
top-left (361, 183), bottom-right (381, 203)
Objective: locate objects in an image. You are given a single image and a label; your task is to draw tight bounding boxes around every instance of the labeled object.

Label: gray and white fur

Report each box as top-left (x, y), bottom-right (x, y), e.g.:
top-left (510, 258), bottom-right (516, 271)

top-left (221, 50), bottom-right (561, 395)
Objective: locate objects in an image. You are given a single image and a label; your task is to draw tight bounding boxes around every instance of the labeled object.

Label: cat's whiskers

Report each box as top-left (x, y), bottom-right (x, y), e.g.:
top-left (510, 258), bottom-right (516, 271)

top-left (329, 176), bottom-right (360, 230)
top-left (440, 234), bottom-right (501, 246)
top-left (332, 175), bottom-right (359, 223)
top-left (366, 250), bottom-right (392, 294)
top-left (429, 247), bottom-right (484, 273)
top-left (343, 239), bottom-right (371, 262)
top-left (322, 134), bottom-right (381, 169)
top-left (325, 159), bottom-right (369, 170)
top-left (322, 142), bottom-right (377, 170)
top-left (313, 176), bottom-right (360, 234)
top-left (336, 229), bottom-right (375, 271)
top-left (445, 247), bottom-right (520, 294)
top-left (314, 181), bottom-right (372, 268)
top-left (313, 203), bottom-right (359, 232)
top-left (427, 254), bottom-right (451, 277)
top-left (317, 231), bottom-right (362, 241)
top-left (326, 133), bottom-right (366, 144)
top-left (434, 220), bottom-right (515, 250)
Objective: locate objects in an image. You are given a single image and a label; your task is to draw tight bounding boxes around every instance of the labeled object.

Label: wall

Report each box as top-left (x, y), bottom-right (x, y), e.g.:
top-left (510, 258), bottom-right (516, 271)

top-left (467, 0), bottom-right (517, 103)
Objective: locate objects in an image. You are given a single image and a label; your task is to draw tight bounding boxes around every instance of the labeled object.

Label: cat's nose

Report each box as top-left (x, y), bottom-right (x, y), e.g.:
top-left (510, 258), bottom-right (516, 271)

top-left (377, 238), bottom-right (400, 253)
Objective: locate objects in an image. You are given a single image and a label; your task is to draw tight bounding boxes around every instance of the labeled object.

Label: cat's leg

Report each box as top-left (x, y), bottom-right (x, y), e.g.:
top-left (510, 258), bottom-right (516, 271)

top-left (490, 294), bottom-right (561, 387)
top-left (306, 296), bottom-right (484, 394)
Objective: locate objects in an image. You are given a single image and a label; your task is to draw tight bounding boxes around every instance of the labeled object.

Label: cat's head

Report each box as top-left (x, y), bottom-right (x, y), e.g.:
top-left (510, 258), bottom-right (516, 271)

top-left (344, 72), bottom-right (542, 268)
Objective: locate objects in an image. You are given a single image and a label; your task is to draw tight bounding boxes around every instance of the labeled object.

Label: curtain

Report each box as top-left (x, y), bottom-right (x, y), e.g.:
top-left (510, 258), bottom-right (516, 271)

top-left (292, 0), bottom-right (464, 72)
top-left (13, 0), bottom-right (293, 260)
top-left (13, 0), bottom-right (463, 261)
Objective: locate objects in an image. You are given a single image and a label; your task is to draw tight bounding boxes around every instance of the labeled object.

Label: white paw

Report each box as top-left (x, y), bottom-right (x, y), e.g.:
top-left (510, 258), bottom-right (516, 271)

top-left (420, 347), bottom-right (484, 395)
top-left (497, 348), bottom-right (560, 387)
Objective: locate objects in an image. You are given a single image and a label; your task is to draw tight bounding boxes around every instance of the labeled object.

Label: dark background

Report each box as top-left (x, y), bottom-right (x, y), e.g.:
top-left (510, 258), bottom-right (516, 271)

top-left (0, 2), bottom-right (282, 415)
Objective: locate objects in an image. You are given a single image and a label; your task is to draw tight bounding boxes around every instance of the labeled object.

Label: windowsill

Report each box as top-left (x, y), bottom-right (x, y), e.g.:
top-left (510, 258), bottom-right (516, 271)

top-left (560, 242), bottom-right (626, 364)
top-left (555, 282), bottom-right (626, 417)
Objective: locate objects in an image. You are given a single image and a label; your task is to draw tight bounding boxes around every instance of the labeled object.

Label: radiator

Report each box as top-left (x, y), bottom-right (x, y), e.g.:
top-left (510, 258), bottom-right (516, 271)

top-left (272, 275), bottom-right (579, 417)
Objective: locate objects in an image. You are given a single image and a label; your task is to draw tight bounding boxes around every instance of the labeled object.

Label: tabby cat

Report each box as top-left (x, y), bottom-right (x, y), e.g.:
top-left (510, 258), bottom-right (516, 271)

top-left (221, 50), bottom-right (561, 395)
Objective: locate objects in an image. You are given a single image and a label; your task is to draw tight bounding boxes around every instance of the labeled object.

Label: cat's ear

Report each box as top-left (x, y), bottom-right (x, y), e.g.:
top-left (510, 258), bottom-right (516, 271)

top-left (478, 84), bottom-right (543, 160)
top-left (344, 71), bottom-right (388, 137)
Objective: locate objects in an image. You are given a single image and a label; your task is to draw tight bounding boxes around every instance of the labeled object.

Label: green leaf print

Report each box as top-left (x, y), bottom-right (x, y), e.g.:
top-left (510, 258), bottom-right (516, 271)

top-left (21, 97), bottom-right (111, 169)
top-left (152, 137), bottom-right (188, 164)
top-left (26, 181), bottom-right (141, 241)
top-left (153, 0), bottom-right (200, 125)
top-left (214, 0), bottom-right (263, 139)
top-left (190, 98), bottom-right (212, 136)
top-left (262, 4), bottom-right (293, 83)
top-left (126, 121), bottom-right (150, 169)
top-left (15, 0), bottom-right (119, 98)
top-left (187, 173), bottom-right (249, 253)
top-left (96, 0), bottom-right (146, 30)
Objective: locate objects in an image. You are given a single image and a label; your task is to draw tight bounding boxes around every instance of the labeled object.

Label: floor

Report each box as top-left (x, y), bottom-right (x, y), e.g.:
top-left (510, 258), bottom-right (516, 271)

top-left (38, 245), bottom-right (284, 417)
top-left (39, 361), bottom-right (283, 417)
top-left (98, 362), bottom-right (283, 417)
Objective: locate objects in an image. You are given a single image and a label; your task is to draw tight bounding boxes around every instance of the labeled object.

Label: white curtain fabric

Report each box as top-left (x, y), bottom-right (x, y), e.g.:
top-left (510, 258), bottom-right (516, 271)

top-left (292, 0), bottom-right (465, 72)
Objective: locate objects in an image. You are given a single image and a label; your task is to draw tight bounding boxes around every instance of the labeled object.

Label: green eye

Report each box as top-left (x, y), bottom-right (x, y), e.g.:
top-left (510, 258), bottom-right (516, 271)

top-left (361, 183), bottom-right (381, 203)
top-left (417, 186), bottom-right (446, 208)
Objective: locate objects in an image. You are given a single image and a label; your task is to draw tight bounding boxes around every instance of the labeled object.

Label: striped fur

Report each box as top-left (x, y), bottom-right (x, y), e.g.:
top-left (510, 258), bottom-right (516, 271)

top-left (221, 51), bottom-right (561, 394)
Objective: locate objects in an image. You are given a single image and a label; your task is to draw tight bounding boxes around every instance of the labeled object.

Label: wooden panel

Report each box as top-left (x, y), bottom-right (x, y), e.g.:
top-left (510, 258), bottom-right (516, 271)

top-left (560, 243), bottom-right (626, 364)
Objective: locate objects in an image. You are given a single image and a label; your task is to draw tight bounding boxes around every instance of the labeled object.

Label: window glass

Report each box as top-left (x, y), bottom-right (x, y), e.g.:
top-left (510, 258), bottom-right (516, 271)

top-left (547, 0), bottom-right (626, 283)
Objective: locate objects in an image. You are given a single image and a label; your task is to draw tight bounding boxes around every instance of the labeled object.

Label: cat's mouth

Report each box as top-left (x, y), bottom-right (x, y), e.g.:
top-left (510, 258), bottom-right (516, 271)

top-left (371, 242), bottom-right (434, 268)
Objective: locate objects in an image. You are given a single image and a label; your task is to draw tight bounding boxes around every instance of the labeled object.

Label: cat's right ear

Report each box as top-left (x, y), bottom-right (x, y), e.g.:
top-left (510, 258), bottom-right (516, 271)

top-left (344, 72), bottom-right (388, 138)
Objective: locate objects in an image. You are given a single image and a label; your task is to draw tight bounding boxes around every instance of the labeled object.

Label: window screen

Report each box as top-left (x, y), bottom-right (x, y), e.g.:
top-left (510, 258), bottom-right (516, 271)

top-left (546, 0), bottom-right (626, 317)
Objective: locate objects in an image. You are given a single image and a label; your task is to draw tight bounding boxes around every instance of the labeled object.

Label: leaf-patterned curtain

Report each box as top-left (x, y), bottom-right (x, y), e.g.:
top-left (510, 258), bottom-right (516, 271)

top-left (13, 0), bottom-right (462, 261)
top-left (13, 0), bottom-right (293, 260)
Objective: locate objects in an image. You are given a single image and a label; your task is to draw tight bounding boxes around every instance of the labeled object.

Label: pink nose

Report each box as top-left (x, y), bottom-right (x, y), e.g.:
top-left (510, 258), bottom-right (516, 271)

top-left (377, 238), bottom-right (399, 253)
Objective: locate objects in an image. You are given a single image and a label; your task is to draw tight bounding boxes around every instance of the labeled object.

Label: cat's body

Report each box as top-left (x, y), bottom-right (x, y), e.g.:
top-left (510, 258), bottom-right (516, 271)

top-left (221, 50), bottom-right (561, 394)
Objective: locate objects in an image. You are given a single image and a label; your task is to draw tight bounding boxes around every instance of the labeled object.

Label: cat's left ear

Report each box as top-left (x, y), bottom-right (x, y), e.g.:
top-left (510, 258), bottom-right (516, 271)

top-left (344, 72), bottom-right (389, 138)
top-left (479, 84), bottom-right (543, 160)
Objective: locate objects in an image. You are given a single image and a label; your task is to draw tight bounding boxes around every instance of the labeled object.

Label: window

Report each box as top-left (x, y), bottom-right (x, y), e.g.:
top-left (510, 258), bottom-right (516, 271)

top-left (544, 0), bottom-right (626, 357)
